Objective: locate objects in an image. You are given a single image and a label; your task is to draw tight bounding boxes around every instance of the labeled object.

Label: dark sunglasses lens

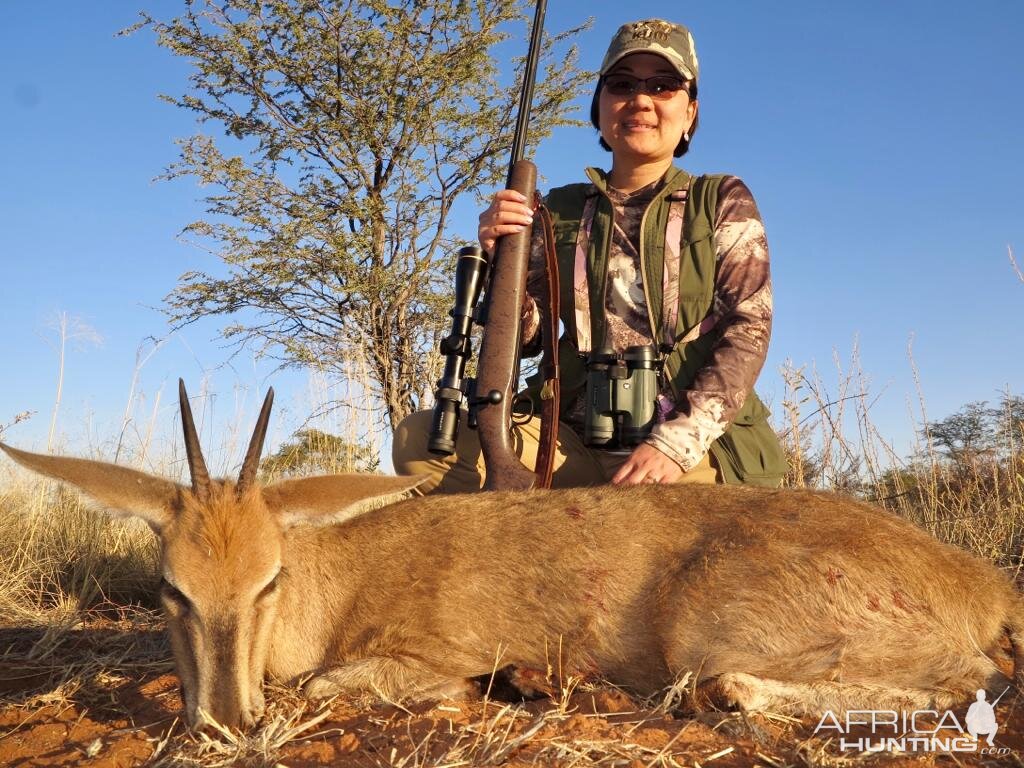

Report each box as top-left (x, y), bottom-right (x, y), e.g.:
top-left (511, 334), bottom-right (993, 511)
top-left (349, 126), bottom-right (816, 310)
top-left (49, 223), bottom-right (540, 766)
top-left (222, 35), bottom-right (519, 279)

top-left (604, 75), bottom-right (638, 95)
top-left (649, 76), bottom-right (685, 95)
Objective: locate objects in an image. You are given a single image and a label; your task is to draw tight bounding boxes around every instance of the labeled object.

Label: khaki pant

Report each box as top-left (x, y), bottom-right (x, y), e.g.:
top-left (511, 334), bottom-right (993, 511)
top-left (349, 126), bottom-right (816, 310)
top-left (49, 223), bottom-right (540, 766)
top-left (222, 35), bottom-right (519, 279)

top-left (392, 409), bottom-right (720, 494)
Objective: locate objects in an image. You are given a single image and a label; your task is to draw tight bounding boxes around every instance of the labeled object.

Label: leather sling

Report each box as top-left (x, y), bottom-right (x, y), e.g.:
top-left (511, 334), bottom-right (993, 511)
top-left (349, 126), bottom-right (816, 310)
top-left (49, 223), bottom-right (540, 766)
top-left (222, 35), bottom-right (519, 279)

top-left (533, 195), bottom-right (560, 488)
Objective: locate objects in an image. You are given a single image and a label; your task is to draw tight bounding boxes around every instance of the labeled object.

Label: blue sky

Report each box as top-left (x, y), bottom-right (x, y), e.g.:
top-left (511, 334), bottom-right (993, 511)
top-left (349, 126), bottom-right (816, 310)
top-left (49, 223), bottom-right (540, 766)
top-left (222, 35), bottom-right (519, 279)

top-left (1, 1), bottom-right (1021, 473)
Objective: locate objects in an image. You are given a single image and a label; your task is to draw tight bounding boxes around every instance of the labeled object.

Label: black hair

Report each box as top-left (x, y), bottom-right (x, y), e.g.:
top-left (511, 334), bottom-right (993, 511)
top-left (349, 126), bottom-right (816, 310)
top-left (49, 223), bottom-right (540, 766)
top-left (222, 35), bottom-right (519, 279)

top-left (589, 78), bottom-right (699, 158)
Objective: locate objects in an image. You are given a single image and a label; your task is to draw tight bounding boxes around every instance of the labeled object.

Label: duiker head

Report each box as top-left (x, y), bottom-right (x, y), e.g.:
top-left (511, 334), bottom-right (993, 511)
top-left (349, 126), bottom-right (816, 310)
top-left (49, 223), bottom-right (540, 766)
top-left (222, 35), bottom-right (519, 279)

top-left (157, 380), bottom-right (279, 730)
top-left (0, 380), bottom-right (422, 730)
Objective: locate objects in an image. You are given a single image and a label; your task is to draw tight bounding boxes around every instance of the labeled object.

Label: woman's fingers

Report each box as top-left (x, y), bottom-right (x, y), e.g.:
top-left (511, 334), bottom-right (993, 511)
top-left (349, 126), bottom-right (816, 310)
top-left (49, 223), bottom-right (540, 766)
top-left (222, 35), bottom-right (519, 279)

top-left (489, 189), bottom-right (530, 207)
top-left (611, 443), bottom-right (684, 486)
top-left (478, 190), bottom-right (534, 255)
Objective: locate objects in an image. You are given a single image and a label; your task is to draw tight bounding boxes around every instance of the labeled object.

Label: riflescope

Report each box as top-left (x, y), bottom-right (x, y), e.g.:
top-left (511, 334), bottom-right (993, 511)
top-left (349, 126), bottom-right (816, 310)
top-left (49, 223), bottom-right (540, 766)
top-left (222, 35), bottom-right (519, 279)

top-left (428, 246), bottom-right (489, 455)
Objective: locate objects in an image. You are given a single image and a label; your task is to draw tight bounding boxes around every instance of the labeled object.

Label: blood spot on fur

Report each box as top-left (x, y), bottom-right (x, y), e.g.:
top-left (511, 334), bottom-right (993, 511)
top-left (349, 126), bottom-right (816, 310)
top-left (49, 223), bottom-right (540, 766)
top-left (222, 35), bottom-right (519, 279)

top-left (825, 567), bottom-right (844, 587)
top-left (866, 594), bottom-right (881, 612)
top-left (892, 589), bottom-right (917, 612)
top-left (583, 591), bottom-right (607, 612)
top-left (582, 567), bottom-right (611, 614)
top-left (565, 506), bottom-right (584, 519)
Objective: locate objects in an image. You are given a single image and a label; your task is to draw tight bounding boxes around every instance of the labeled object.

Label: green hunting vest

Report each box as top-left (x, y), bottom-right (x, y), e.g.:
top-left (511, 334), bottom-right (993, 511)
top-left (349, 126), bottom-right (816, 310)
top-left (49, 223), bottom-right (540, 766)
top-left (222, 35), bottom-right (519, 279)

top-left (525, 166), bottom-right (788, 487)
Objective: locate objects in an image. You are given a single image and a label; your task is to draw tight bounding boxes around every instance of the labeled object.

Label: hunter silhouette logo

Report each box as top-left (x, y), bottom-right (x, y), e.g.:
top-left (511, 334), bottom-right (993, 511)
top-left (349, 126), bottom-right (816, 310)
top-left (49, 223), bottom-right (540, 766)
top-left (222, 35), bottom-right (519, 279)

top-left (966, 689), bottom-right (1000, 746)
top-left (814, 687), bottom-right (1011, 755)
top-left (629, 20), bottom-right (674, 43)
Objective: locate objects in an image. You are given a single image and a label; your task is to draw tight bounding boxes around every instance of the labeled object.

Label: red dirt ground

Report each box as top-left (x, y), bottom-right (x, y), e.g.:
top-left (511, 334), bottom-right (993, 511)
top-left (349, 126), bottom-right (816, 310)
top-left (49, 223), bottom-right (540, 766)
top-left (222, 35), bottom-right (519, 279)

top-left (2, 619), bottom-right (1023, 767)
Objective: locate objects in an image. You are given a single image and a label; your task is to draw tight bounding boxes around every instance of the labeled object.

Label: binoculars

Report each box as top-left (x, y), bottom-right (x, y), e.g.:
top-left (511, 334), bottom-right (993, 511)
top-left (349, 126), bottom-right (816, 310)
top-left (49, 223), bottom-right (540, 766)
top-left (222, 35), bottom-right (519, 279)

top-left (583, 345), bottom-right (662, 448)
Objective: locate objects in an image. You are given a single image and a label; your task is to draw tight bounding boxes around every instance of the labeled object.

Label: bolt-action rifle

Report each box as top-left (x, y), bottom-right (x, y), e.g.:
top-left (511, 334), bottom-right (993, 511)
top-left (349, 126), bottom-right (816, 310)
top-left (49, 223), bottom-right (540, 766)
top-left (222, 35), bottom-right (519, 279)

top-left (428, 0), bottom-right (558, 491)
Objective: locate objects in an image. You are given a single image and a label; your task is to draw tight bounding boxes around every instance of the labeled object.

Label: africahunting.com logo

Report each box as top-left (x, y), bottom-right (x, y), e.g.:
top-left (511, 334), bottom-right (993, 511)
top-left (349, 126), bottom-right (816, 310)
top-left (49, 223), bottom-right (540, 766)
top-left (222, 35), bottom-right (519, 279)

top-left (814, 688), bottom-right (1012, 755)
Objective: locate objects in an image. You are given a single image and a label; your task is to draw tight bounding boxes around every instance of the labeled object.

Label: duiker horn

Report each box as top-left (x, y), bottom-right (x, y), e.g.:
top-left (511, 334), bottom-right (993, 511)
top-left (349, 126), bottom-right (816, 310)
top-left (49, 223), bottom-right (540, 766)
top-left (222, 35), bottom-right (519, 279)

top-left (237, 388), bottom-right (274, 496)
top-left (178, 379), bottom-right (212, 502)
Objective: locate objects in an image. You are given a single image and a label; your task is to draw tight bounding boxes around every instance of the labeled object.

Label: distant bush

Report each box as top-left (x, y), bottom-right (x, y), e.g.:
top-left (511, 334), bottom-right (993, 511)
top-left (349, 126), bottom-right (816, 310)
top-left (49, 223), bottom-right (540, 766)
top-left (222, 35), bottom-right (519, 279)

top-left (260, 428), bottom-right (380, 478)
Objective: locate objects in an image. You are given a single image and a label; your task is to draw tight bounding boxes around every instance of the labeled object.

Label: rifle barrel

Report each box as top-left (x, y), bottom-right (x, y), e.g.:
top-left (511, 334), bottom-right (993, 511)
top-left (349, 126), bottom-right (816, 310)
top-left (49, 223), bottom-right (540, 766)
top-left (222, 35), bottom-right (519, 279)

top-left (507, 0), bottom-right (547, 184)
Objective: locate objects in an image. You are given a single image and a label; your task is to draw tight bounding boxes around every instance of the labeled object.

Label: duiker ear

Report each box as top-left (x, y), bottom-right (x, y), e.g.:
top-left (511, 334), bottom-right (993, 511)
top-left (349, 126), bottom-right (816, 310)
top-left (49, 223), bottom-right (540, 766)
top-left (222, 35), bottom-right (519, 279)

top-left (0, 442), bottom-right (181, 533)
top-left (263, 474), bottom-right (428, 528)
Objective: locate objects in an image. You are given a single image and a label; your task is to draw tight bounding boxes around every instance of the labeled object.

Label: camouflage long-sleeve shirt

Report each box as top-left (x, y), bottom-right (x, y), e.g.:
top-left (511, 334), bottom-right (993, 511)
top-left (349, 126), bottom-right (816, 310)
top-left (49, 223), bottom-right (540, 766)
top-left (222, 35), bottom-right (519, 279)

top-left (521, 174), bottom-right (772, 472)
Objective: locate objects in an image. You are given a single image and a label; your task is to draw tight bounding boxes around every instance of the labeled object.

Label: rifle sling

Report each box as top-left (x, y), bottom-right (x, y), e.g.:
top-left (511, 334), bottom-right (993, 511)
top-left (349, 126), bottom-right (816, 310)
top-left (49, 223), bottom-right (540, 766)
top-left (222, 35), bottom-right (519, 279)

top-left (533, 197), bottom-right (560, 489)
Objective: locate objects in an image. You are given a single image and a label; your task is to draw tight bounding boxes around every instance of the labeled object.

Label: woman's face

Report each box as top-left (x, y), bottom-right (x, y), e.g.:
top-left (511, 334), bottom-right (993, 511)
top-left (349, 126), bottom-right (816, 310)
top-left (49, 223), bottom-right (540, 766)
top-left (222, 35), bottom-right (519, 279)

top-left (598, 53), bottom-right (697, 168)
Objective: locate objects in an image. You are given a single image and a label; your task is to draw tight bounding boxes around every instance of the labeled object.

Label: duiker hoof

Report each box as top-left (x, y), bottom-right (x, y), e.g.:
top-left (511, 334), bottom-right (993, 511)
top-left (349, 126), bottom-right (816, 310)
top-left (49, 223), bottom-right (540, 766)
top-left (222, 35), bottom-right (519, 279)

top-left (304, 675), bottom-right (343, 701)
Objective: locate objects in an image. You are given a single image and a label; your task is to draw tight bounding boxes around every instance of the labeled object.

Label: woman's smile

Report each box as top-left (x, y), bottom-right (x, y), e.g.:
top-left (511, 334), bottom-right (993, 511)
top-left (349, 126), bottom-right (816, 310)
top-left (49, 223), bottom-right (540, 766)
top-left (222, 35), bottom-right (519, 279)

top-left (598, 53), bottom-right (696, 184)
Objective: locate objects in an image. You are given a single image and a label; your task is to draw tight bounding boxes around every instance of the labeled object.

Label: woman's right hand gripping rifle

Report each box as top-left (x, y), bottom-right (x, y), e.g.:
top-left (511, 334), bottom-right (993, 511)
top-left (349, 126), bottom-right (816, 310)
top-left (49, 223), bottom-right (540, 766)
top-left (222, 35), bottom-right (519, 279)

top-left (478, 190), bottom-right (535, 257)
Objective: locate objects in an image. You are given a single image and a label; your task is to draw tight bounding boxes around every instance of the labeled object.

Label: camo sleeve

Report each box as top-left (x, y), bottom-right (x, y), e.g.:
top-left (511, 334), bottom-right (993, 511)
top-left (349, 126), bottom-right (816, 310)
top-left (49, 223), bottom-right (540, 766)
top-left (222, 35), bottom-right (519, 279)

top-left (646, 176), bottom-right (773, 472)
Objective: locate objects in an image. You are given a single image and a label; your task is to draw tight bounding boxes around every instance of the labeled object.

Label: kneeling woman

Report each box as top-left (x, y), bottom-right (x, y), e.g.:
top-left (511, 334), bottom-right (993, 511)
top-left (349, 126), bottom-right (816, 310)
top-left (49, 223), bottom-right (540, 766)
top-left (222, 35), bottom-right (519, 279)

top-left (394, 18), bottom-right (786, 492)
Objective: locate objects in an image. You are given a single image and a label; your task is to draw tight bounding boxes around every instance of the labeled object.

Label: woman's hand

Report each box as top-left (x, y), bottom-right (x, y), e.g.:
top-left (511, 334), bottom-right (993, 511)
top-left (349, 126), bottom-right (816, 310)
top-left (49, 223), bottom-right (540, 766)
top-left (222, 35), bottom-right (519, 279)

top-left (478, 190), bottom-right (534, 256)
top-left (611, 442), bottom-right (685, 485)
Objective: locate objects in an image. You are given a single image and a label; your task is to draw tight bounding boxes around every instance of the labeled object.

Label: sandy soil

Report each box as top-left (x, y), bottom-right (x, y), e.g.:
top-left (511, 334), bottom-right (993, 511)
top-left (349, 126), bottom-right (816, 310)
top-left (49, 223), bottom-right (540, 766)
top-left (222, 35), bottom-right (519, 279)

top-left (2, 618), bottom-right (1023, 767)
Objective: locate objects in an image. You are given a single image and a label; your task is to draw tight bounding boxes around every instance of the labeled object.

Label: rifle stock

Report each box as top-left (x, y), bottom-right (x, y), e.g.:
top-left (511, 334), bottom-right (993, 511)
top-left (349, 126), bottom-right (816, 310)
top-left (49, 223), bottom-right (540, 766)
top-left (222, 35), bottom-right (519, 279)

top-left (474, 159), bottom-right (538, 491)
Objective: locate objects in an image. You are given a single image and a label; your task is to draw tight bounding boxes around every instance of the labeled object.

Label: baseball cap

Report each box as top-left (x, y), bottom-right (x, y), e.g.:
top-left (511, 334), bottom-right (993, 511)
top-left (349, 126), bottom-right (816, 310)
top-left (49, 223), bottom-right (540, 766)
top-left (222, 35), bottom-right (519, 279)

top-left (599, 19), bottom-right (699, 81)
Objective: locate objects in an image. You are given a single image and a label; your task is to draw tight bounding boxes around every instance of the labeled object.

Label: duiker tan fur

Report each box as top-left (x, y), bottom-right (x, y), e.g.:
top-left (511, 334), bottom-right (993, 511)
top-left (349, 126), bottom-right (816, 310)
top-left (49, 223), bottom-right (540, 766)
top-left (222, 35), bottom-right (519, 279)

top-left (3, 382), bottom-right (1023, 731)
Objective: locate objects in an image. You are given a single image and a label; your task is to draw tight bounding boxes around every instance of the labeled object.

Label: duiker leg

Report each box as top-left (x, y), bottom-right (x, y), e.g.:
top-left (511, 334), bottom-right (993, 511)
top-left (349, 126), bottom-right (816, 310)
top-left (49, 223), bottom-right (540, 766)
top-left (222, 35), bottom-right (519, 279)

top-left (697, 672), bottom-right (959, 716)
top-left (305, 656), bottom-right (476, 702)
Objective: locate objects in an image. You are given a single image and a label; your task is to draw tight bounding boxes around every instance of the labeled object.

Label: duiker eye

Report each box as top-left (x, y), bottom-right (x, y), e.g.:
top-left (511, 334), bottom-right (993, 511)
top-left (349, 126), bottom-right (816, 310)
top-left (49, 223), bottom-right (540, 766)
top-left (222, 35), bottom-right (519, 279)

top-left (256, 574), bottom-right (280, 602)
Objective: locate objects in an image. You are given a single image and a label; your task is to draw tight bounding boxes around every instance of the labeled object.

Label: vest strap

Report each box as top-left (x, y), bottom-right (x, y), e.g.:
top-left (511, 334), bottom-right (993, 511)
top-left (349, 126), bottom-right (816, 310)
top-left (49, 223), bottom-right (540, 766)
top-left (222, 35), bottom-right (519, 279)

top-left (660, 190), bottom-right (688, 347)
top-left (571, 195), bottom-right (598, 353)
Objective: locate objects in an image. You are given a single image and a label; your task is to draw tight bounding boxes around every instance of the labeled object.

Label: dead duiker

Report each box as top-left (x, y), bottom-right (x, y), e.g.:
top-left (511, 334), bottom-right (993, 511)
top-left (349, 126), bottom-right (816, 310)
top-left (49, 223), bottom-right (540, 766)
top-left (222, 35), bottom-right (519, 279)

top-left (3, 381), bottom-right (1023, 731)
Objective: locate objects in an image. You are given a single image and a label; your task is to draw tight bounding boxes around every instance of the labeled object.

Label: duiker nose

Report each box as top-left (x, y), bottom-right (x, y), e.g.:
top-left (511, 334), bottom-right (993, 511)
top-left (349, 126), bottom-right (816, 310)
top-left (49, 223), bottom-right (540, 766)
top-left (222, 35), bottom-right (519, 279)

top-left (192, 700), bottom-right (254, 732)
top-left (194, 711), bottom-right (257, 733)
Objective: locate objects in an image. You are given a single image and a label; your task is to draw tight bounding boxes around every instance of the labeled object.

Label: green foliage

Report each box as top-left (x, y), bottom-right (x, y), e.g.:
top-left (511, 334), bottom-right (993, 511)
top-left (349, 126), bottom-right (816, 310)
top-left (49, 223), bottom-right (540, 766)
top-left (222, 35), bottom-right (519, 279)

top-left (260, 427), bottom-right (379, 476)
top-left (133, 0), bottom-right (590, 430)
top-left (924, 394), bottom-right (1024, 465)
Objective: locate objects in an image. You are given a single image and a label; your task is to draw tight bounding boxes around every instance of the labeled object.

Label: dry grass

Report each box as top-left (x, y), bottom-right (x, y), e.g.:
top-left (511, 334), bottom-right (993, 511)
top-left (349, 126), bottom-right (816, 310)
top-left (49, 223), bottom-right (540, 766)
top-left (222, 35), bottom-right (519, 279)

top-left (778, 345), bottom-right (1024, 571)
top-left (0, 479), bottom-right (160, 625)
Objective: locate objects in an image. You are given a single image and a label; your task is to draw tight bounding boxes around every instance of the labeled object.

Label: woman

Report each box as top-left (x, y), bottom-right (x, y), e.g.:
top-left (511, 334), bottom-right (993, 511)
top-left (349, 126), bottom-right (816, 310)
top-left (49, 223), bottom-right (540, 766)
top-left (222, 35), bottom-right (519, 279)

top-left (394, 19), bottom-right (786, 491)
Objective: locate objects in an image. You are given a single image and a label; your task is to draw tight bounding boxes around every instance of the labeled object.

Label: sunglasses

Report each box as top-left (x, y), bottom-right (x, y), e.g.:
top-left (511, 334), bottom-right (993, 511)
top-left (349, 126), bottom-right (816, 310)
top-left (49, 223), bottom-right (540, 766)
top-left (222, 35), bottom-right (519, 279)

top-left (601, 74), bottom-right (688, 99)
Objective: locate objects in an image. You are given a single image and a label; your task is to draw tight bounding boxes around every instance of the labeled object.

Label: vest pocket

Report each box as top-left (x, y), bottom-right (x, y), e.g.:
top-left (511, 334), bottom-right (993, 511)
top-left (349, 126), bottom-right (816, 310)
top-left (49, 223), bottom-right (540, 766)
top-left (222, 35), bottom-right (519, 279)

top-left (553, 220), bottom-right (578, 240)
top-left (708, 392), bottom-right (787, 486)
top-left (710, 418), bottom-right (788, 487)
top-left (676, 232), bottom-right (715, 327)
